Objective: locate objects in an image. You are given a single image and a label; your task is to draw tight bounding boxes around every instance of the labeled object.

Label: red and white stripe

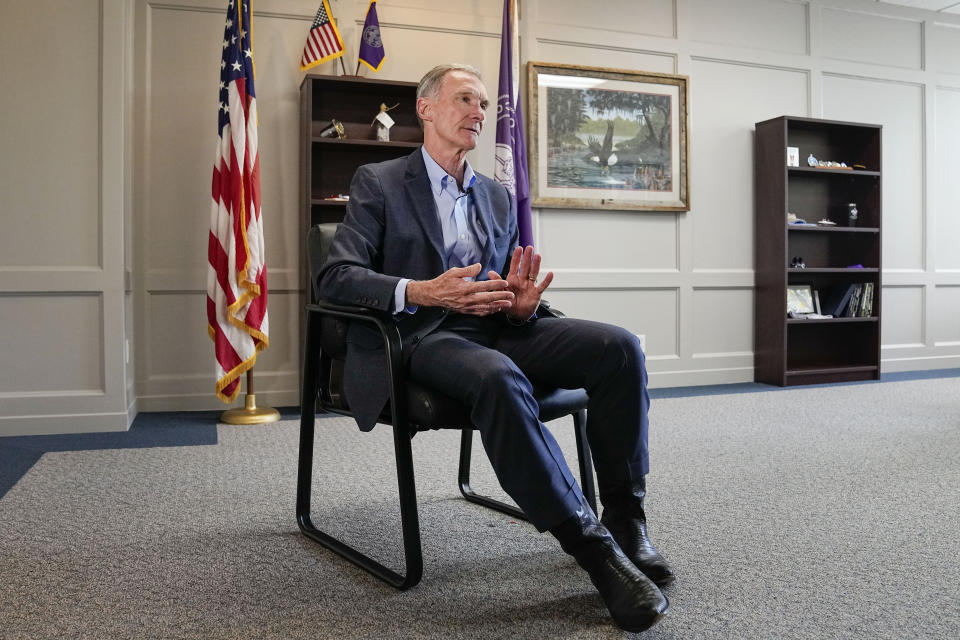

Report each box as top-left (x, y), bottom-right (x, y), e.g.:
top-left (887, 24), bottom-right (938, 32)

top-left (301, 22), bottom-right (342, 68)
top-left (299, 1), bottom-right (344, 71)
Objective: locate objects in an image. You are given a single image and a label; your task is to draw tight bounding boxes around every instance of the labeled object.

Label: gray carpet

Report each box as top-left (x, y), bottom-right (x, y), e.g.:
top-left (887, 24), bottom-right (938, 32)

top-left (1, 377), bottom-right (959, 639)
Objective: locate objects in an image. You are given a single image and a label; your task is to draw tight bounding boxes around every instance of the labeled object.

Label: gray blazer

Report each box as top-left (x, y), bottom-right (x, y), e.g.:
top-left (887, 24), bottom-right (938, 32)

top-left (318, 148), bottom-right (518, 430)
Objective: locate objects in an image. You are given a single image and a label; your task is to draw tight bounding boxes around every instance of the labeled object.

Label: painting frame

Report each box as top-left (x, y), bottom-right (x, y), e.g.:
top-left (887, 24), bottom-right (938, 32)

top-left (526, 61), bottom-right (690, 212)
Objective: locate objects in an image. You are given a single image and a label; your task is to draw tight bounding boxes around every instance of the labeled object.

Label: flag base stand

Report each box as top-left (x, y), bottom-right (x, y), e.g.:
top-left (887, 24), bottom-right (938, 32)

top-left (220, 370), bottom-right (280, 425)
top-left (220, 393), bottom-right (281, 425)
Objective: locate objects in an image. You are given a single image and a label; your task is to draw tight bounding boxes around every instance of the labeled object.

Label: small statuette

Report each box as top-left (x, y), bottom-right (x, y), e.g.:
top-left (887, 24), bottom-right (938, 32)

top-left (847, 202), bottom-right (858, 227)
top-left (372, 102), bottom-right (398, 142)
top-left (807, 153), bottom-right (818, 167)
top-left (786, 146), bottom-right (800, 167)
top-left (318, 118), bottom-right (346, 139)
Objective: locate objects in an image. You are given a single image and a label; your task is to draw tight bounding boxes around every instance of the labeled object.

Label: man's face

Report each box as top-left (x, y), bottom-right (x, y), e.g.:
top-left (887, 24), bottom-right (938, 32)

top-left (419, 70), bottom-right (489, 154)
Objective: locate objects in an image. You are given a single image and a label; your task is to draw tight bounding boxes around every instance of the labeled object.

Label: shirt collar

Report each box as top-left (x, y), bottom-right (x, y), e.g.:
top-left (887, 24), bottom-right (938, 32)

top-left (421, 146), bottom-right (476, 196)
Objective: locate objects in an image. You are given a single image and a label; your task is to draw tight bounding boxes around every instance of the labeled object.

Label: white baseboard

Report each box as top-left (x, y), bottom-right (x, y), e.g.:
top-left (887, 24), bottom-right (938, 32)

top-left (135, 389), bottom-right (299, 413)
top-left (0, 412), bottom-right (130, 437)
top-left (881, 354), bottom-right (960, 372)
top-left (648, 366), bottom-right (755, 389)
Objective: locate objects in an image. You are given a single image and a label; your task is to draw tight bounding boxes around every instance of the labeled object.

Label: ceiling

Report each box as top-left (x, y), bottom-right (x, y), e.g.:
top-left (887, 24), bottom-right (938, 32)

top-left (875, 0), bottom-right (960, 13)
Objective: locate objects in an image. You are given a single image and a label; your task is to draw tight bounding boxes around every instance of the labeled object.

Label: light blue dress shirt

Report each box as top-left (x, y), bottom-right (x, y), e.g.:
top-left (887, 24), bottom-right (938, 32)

top-left (392, 147), bottom-right (484, 313)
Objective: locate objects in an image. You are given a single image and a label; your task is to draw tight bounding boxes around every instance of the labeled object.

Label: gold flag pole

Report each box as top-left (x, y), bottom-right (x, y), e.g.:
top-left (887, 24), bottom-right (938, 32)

top-left (220, 368), bottom-right (281, 425)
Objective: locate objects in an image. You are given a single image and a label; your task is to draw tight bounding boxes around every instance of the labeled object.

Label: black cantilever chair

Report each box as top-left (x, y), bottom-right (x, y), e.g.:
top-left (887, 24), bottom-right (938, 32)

top-left (297, 223), bottom-right (596, 590)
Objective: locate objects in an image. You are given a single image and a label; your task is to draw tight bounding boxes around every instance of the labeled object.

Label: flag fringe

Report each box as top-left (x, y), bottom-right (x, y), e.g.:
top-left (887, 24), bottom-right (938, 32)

top-left (300, 47), bottom-right (344, 72)
top-left (214, 350), bottom-right (258, 403)
top-left (208, 321), bottom-right (270, 404)
top-left (358, 56), bottom-right (384, 73)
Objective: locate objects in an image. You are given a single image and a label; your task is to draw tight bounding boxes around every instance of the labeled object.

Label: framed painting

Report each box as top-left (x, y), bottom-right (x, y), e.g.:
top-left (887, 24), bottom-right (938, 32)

top-left (786, 284), bottom-right (816, 315)
top-left (527, 61), bottom-right (689, 212)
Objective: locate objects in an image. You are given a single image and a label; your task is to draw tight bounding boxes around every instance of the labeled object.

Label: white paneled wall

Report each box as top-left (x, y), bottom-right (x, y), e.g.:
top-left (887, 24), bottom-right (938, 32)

top-left (1, 0), bottom-right (133, 436)
top-left (821, 7), bottom-right (923, 69)
top-left (689, 0), bottom-right (808, 54)
top-left (2, 0), bottom-right (959, 432)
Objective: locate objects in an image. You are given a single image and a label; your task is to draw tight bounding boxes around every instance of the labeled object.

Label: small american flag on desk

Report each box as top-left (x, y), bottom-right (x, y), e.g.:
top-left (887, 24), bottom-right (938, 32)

top-left (300, 0), bottom-right (345, 71)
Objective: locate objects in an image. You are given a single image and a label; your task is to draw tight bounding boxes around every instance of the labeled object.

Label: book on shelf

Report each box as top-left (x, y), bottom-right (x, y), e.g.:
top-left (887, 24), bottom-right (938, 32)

top-left (823, 284), bottom-right (856, 317)
top-left (828, 282), bottom-right (874, 317)
top-left (823, 282), bottom-right (875, 318)
top-left (845, 284), bottom-right (863, 317)
top-left (860, 282), bottom-right (874, 317)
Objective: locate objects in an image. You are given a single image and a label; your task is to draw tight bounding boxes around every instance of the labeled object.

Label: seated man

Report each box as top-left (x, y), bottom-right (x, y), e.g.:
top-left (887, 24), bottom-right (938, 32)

top-left (318, 62), bottom-right (673, 632)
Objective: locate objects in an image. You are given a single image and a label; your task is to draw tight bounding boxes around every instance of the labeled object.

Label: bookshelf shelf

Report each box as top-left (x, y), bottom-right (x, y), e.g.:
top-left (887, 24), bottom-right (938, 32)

top-left (786, 316), bottom-right (878, 325)
top-left (755, 116), bottom-right (882, 386)
top-left (310, 137), bottom-right (422, 149)
top-left (788, 226), bottom-right (879, 234)
top-left (787, 267), bottom-right (879, 274)
top-left (785, 364), bottom-right (879, 385)
top-left (310, 199), bottom-right (348, 207)
top-left (787, 166), bottom-right (881, 177)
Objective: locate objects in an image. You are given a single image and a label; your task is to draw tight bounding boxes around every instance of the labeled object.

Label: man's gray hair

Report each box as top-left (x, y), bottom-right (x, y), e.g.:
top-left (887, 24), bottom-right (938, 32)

top-left (416, 63), bottom-right (483, 126)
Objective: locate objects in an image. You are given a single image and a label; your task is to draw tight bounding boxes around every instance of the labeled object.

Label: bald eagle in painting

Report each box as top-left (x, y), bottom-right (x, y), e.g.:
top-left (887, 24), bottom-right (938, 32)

top-left (588, 121), bottom-right (618, 173)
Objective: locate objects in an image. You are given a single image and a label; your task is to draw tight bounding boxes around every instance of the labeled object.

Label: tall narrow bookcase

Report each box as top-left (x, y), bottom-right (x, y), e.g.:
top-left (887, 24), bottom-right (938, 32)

top-left (299, 74), bottom-right (422, 300)
top-left (754, 116), bottom-right (882, 386)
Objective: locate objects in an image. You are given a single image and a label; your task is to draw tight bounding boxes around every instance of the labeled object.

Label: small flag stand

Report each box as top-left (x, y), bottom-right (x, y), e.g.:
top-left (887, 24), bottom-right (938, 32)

top-left (220, 369), bottom-right (280, 425)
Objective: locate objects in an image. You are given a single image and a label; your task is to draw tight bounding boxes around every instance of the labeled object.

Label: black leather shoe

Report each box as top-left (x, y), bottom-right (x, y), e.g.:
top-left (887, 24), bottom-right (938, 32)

top-left (601, 510), bottom-right (675, 587)
top-left (551, 506), bottom-right (668, 632)
top-left (600, 477), bottom-right (675, 587)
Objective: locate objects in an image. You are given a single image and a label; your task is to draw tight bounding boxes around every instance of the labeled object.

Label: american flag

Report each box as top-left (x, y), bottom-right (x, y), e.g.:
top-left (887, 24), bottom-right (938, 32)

top-left (300, 0), bottom-right (345, 71)
top-left (207, 0), bottom-right (270, 403)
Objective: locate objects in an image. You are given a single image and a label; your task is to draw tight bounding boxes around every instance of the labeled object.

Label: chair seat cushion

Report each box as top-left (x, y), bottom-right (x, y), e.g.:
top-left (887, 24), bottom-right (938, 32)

top-left (323, 359), bottom-right (588, 431)
top-left (405, 380), bottom-right (587, 431)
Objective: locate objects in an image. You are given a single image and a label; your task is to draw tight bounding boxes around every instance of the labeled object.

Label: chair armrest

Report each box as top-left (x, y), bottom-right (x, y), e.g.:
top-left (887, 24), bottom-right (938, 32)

top-left (537, 299), bottom-right (566, 319)
top-left (305, 301), bottom-right (408, 427)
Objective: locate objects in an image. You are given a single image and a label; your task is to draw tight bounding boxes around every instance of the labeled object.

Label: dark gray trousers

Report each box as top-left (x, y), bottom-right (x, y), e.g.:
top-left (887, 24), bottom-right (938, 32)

top-left (407, 315), bottom-right (650, 531)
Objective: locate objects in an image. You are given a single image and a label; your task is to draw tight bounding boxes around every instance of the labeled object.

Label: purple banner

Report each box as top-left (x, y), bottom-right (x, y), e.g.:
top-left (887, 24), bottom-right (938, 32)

top-left (358, 1), bottom-right (385, 72)
top-left (494, 0), bottom-right (532, 247)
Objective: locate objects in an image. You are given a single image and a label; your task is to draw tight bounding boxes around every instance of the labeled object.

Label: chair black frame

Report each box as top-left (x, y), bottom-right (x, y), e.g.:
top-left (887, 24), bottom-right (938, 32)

top-left (297, 225), bottom-right (596, 590)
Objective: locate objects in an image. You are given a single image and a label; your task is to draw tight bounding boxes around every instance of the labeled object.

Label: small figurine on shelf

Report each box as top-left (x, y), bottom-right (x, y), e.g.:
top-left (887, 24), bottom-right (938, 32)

top-left (318, 118), bottom-right (346, 139)
top-left (372, 102), bottom-right (398, 141)
top-left (791, 256), bottom-right (806, 269)
top-left (786, 146), bottom-right (800, 167)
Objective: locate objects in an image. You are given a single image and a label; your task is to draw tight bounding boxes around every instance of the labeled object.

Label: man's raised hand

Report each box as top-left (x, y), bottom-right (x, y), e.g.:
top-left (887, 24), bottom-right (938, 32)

top-left (488, 246), bottom-right (554, 321)
top-left (406, 263), bottom-right (515, 316)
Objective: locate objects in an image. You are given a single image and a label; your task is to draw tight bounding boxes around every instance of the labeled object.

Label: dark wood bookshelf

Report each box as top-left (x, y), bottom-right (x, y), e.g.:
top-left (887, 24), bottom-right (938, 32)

top-left (299, 74), bottom-right (422, 301)
top-left (754, 116), bottom-right (883, 386)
